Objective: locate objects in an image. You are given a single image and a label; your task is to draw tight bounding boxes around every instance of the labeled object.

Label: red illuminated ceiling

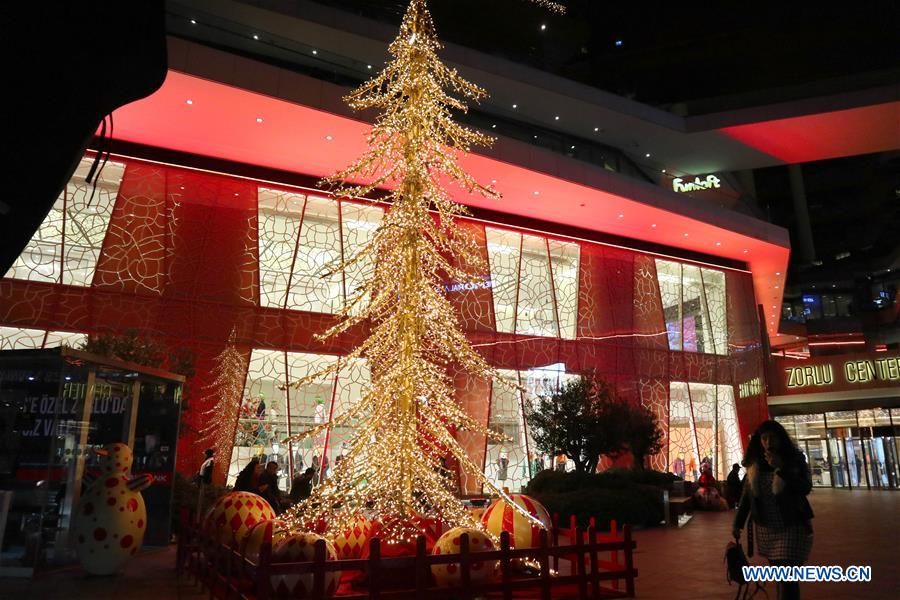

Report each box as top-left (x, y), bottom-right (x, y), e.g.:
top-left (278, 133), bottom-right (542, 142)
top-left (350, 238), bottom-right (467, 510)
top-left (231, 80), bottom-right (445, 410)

top-left (108, 71), bottom-right (791, 341)
top-left (720, 102), bottom-right (900, 163)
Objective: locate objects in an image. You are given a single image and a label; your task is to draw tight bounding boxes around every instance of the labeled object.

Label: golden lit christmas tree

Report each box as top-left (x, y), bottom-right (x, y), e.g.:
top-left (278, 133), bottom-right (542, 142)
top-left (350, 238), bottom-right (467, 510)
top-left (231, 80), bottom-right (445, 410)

top-left (282, 0), bottom-right (552, 543)
top-left (199, 329), bottom-right (248, 473)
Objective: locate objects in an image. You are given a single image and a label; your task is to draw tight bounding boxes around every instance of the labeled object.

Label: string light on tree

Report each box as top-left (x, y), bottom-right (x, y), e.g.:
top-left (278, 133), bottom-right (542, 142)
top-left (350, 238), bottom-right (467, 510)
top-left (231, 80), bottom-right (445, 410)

top-left (280, 0), bottom-right (546, 544)
top-left (198, 329), bottom-right (248, 475)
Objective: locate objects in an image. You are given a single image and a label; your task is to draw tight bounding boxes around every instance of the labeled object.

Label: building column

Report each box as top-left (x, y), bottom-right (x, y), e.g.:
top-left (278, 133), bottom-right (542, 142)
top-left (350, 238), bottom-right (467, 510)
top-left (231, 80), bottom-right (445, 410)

top-left (788, 164), bottom-right (816, 265)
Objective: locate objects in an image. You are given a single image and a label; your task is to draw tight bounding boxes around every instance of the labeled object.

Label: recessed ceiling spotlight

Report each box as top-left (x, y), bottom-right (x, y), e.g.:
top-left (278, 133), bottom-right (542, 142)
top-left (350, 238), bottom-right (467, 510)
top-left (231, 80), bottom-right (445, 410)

top-left (776, 272), bottom-right (781, 276)
top-left (533, 135), bottom-right (538, 139)
top-left (185, 99), bottom-right (193, 105)
top-left (190, 19), bottom-right (196, 25)
top-left (775, 285), bottom-right (780, 289)
top-left (661, 169), bottom-right (666, 173)
top-left (683, 233), bottom-right (689, 237)
top-left (594, 127), bottom-right (599, 132)
top-left (554, 115), bottom-right (560, 120)
top-left (533, 191), bottom-right (540, 196)
top-left (645, 153), bottom-right (651, 158)
top-left (540, 24), bottom-right (547, 31)
top-left (570, 145), bottom-right (575, 150)
top-left (325, 135), bottom-right (334, 141)
top-left (491, 179), bottom-right (497, 184)
top-left (312, 49), bottom-right (318, 55)
top-left (715, 241), bottom-right (721, 246)
top-left (179, 186), bottom-right (185, 190)
top-left (512, 103), bottom-right (518, 109)
top-left (234, 192), bottom-right (239, 197)
top-left (491, 124), bottom-right (497, 129)
top-left (253, 34), bottom-right (259, 40)
top-left (618, 213), bottom-right (624, 218)
top-left (615, 39), bottom-right (623, 47)
top-left (743, 249), bottom-right (749, 253)
top-left (256, 117), bottom-right (264, 123)
top-left (651, 223), bottom-right (657, 228)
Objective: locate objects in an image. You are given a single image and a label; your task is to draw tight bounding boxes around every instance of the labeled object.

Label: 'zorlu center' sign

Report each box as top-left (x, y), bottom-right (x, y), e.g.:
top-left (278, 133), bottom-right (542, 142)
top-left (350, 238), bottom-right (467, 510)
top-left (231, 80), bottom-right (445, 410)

top-left (785, 356), bottom-right (900, 389)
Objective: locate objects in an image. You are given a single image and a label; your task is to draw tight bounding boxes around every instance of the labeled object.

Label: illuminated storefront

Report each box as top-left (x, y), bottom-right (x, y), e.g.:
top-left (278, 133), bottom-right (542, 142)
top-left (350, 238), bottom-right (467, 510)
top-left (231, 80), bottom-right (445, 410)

top-left (768, 353), bottom-right (900, 490)
top-left (0, 153), bottom-right (770, 495)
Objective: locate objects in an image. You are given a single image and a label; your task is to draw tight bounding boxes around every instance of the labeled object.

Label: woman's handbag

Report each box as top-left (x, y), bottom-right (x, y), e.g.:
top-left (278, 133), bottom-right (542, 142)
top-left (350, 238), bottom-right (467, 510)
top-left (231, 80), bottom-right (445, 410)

top-left (725, 535), bottom-right (766, 600)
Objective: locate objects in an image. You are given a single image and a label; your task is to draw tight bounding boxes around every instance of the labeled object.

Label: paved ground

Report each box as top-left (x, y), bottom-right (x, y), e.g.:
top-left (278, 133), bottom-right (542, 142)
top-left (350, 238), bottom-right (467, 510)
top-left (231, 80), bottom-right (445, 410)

top-left (633, 488), bottom-right (899, 600)
top-left (1, 488), bottom-right (896, 599)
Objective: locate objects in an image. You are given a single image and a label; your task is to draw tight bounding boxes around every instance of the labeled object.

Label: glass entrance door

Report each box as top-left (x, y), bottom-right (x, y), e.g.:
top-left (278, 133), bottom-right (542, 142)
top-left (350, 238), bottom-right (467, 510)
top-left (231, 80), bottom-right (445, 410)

top-left (805, 440), bottom-right (831, 487)
top-left (864, 438), bottom-right (893, 489)
top-left (846, 438), bottom-right (865, 488)
top-left (828, 438), bottom-right (849, 488)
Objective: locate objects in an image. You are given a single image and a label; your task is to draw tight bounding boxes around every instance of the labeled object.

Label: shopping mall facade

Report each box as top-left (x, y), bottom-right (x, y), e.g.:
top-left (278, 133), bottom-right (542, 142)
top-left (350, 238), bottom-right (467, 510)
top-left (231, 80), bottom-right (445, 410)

top-left (20, 18), bottom-right (886, 495)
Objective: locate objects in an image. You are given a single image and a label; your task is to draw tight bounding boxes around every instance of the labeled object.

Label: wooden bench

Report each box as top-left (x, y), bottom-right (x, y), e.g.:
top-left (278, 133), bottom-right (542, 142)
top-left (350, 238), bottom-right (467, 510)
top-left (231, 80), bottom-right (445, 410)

top-left (667, 496), bottom-right (693, 527)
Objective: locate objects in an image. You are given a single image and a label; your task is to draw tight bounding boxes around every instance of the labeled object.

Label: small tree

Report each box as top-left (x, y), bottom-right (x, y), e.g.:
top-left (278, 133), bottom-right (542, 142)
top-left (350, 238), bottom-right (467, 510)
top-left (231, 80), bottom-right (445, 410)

top-left (526, 371), bottom-right (628, 474)
top-left (625, 404), bottom-right (665, 470)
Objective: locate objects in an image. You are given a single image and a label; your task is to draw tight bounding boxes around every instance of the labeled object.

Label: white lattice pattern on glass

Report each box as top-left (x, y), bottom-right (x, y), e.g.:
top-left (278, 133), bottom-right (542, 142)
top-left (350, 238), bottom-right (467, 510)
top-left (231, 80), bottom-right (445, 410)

top-left (6, 158), bottom-right (123, 285)
top-left (655, 259), bottom-right (728, 355)
top-left (0, 327), bottom-right (87, 350)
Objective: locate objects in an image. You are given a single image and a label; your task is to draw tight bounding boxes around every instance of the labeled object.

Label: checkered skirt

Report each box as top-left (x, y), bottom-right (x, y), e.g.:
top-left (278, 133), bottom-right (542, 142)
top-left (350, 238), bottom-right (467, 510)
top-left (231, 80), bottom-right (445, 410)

top-left (754, 470), bottom-right (813, 564)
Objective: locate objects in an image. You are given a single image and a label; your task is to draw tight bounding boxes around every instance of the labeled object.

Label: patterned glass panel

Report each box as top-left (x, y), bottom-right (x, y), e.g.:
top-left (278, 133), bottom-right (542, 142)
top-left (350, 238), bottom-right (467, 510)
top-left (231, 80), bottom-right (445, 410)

top-left (44, 331), bottom-right (87, 349)
top-left (668, 382), bottom-right (697, 481)
top-left (0, 327), bottom-right (48, 349)
top-left (547, 239), bottom-right (580, 339)
top-left (6, 157), bottom-right (123, 285)
top-left (655, 259), bottom-right (682, 351)
top-left (324, 357), bottom-right (371, 477)
top-left (258, 188), bottom-right (306, 308)
top-left (516, 234), bottom-right (557, 337)
top-left (340, 202), bottom-right (383, 317)
top-left (682, 265), bottom-right (711, 354)
top-left (485, 228), bottom-right (521, 334)
top-left (228, 349), bottom-right (285, 486)
top-left (688, 383), bottom-right (716, 475)
top-left (716, 385), bottom-right (743, 477)
top-left (485, 370), bottom-right (529, 492)
top-left (286, 352), bottom-right (339, 481)
top-left (702, 268), bottom-right (727, 355)
top-left (286, 196), bottom-right (344, 314)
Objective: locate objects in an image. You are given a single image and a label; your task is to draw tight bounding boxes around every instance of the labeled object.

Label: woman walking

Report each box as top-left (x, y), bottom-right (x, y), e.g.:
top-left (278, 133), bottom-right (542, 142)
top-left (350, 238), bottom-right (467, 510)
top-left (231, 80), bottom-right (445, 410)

top-left (733, 420), bottom-right (814, 600)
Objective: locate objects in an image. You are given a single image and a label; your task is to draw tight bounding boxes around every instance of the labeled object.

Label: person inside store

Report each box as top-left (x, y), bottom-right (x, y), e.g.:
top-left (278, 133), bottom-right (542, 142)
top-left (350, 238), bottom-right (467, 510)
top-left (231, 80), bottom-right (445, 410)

top-left (196, 448), bottom-right (214, 485)
top-left (257, 460), bottom-right (283, 512)
top-left (725, 463), bottom-right (742, 508)
top-left (290, 467), bottom-right (316, 504)
top-left (233, 457), bottom-right (262, 492)
top-left (733, 420), bottom-right (814, 600)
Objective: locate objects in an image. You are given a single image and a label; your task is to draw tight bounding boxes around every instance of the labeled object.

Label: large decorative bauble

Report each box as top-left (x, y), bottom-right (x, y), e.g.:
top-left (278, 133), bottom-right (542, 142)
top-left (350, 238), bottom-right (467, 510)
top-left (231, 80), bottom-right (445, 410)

top-left (270, 532), bottom-right (341, 598)
top-left (332, 516), bottom-right (373, 560)
top-left (431, 527), bottom-right (498, 588)
top-left (481, 494), bottom-right (552, 549)
top-left (240, 518), bottom-right (290, 563)
top-left (203, 492), bottom-right (275, 546)
top-left (73, 443), bottom-right (152, 575)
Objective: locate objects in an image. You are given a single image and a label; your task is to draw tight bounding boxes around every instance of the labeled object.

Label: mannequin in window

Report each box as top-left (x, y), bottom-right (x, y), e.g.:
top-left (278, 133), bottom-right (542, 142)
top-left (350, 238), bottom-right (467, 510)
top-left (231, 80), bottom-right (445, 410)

top-left (496, 449), bottom-right (509, 482)
top-left (673, 455), bottom-right (686, 479)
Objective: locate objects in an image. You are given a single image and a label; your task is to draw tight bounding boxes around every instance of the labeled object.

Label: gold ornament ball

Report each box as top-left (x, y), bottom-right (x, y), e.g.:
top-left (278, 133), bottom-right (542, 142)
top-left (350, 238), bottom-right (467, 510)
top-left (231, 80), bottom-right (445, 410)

top-left (270, 532), bottom-right (341, 597)
top-left (239, 518), bottom-right (290, 563)
top-left (203, 492), bottom-right (276, 547)
top-left (481, 494), bottom-right (552, 549)
top-left (431, 527), bottom-right (498, 588)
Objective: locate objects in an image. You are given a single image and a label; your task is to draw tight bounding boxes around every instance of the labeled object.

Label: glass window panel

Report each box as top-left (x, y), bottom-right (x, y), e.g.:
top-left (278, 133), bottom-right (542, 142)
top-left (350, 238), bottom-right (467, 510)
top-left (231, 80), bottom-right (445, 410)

top-left (287, 196), bottom-right (344, 314)
top-left (324, 357), bottom-right (371, 479)
top-left (516, 234), bottom-right (558, 337)
top-left (873, 408), bottom-right (892, 426)
top-left (701, 268), bottom-right (727, 355)
top-left (655, 260), bottom-right (682, 351)
top-left (826, 410), bottom-right (858, 429)
top-left (485, 370), bottom-right (530, 492)
top-left (857, 409), bottom-right (877, 428)
top-left (0, 327), bottom-right (47, 350)
top-left (62, 159), bottom-right (123, 285)
top-left (6, 157), bottom-right (122, 285)
top-left (688, 383), bottom-right (715, 474)
top-left (44, 331), bottom-right (87, 349)
top-left (340, 201), bottom-right (383, 317)
top-left (485, 228), bottom-right (521, 334)
top-left (795, 413), bottom-right (826, 439)
top-left (716, 385), bottom-right (743, 478)
top-left (286, 352), bottom-right (339, 482)
top-left (682, 265), bottom-right (712, 354)
top-left (258, 187), bottom-right (306, 308)
top-left (668, 382), bottom-right (699, 481)
top-left (229, 349), bottom-right (287, 486)
top-left (547, 240), bottom-right (580, 340)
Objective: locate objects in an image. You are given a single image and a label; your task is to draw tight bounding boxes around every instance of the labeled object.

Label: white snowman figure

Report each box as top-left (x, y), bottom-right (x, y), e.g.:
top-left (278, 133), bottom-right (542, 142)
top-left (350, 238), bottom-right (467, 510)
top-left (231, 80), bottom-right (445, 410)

top-left (73, 442), bottom-right (152, 575)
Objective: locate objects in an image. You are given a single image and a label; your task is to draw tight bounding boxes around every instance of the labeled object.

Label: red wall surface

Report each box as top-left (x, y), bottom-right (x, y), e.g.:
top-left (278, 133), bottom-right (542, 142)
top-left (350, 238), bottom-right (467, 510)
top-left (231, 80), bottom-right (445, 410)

top-left (0, 156), bottom-right (769, 480)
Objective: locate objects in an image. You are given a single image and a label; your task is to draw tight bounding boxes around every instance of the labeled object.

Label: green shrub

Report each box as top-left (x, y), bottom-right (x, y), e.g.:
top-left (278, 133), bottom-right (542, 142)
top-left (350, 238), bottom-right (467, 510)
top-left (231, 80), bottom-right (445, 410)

top-left (534, 487), bottom-right (664, 530)
top-left (524, 468), bottom-right (678, 496)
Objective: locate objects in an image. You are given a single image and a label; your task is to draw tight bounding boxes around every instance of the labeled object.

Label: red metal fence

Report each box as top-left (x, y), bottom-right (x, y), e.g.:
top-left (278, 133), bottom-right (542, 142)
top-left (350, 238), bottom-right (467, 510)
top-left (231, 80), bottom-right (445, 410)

top-left (176, 512), bottom-right (637, 599)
